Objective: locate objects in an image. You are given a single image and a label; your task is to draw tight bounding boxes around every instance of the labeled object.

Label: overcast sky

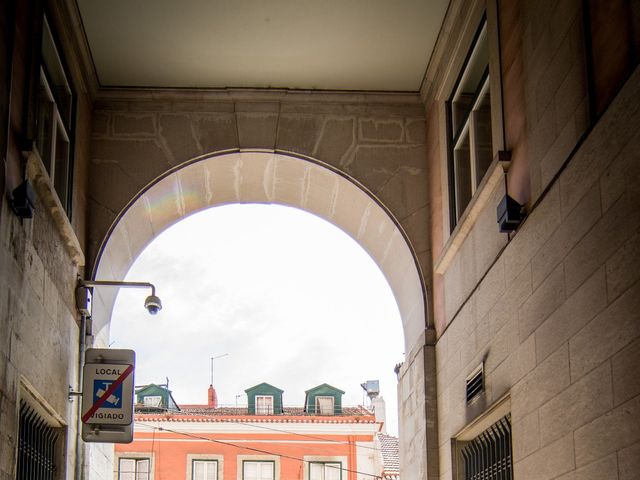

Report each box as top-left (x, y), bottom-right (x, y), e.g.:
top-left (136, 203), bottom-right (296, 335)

top-left (110, 204), bottom-right (405, 435)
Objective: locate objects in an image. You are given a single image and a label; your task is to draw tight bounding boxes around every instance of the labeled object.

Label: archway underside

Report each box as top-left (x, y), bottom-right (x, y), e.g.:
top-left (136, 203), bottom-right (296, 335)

top-left (92, 151), bottom-right (425, 353)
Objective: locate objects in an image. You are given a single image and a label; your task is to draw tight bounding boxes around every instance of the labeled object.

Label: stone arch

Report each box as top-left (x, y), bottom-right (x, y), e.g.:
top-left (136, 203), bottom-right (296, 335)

top-left (90, 150), bottom-right (426, 354)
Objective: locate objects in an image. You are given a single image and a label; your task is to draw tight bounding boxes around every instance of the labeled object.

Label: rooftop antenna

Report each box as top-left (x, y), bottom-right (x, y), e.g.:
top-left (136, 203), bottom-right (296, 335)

top-left (210, 353), bottom-right (229, 386)
top-left (360, 380), bottom-right (380, 404)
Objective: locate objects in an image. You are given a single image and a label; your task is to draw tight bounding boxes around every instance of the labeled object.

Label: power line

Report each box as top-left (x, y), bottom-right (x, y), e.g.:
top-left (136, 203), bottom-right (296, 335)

top-left (138, 422), bottom-right (383, 480)
top-left (135, 408), bottom-right (385, 452)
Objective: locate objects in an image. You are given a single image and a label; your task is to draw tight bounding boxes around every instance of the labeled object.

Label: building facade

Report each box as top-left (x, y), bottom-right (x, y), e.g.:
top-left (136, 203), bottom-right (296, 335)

top-left (114, 383), bottom-right (386, 480)
top-left (0, 1), bottom-right (639, 479)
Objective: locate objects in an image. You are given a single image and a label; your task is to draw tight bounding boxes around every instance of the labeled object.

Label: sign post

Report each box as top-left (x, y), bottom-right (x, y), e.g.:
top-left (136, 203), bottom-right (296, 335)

top-left (81, 348), bottom-right (135, 443)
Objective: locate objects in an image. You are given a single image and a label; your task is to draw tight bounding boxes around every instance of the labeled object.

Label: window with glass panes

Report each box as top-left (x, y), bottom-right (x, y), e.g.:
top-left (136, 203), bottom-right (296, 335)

top-left (447, 19), bottom-right (492, 229)
top-left (315, 396), bottom-right (334, 415)
top-left (192, 460), bottom-right (218, 480)
top-left (118, 458), bottom-right (150, 480)
top-left (143, 396), bottom-right (162, 407)
top-left (35, 16), bottom-right (74, 216)
top-left (255, 395), bottom-right (274, 415)
top-left (309, 462), bottom-right (341, 480)
top-left (243, 461), bottom-right (274, 480)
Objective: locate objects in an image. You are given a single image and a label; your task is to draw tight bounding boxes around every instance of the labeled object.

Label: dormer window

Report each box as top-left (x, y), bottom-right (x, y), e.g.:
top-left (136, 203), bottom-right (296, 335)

top-left (255, 395), bottom-right (274, 415)
top-left (245, 383), bottom-right (283, 415)
top-left (143, 396), bottom-right (162, 407)
top-left (305, 384), bottom-right (344, 415)
top-left (315, 396), bottom-right (334, 415)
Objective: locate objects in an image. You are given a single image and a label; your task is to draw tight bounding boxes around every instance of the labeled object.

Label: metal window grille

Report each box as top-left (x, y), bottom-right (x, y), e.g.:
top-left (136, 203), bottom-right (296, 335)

top-left (461, 415), bottom-right (512, 480)
top-left (16, 401), bottom-right (59, 480)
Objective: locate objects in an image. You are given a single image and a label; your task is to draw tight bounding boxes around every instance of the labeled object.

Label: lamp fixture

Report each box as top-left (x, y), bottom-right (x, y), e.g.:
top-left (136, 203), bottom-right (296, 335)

top-left (497, 194), bottom-right (525, 232)
top-left (10, 180), bottom-right (36, 218)
top-left (76, 279), bottom-right (162, 316)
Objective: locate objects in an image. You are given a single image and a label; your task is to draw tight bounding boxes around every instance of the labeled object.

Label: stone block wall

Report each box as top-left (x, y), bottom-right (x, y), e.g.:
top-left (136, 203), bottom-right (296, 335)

top-left (87, 92), bottom-right (430, 287)
top-left (0, 194), bottom-right (82, 479)
top-left (0, 1), bottom-right (92, 478)
top-left (424, 0), bottom-right (640, 478)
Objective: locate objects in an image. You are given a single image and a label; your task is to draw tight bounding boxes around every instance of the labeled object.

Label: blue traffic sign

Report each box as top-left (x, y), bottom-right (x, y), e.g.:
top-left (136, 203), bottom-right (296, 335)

top-left (93, 379), bottom-right (123, 409)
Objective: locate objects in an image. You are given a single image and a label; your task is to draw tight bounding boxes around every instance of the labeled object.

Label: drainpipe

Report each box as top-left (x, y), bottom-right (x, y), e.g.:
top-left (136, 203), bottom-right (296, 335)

top-left (74, 312), bottom-right (89, 480)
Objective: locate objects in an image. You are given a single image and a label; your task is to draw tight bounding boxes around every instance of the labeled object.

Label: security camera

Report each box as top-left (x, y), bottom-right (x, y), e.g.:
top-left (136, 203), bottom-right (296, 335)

top-left (144, 295), bottom-right (162, 315)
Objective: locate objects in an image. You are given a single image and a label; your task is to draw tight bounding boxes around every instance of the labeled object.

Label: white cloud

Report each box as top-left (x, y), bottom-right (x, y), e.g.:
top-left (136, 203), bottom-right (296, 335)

top-left (110, 204), bottom-right (404, 434)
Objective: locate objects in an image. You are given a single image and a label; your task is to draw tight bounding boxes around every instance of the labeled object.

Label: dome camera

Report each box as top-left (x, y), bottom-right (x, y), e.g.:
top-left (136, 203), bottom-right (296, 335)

top-left (144, 294), bottom-right (162, 315)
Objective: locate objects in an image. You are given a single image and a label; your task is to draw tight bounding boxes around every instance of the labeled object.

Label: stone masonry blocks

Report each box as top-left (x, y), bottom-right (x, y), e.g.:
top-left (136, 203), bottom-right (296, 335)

top-left (517, 262), bottom-right (564, 343)
top-left (89, 98), bottom-right (428, 279)
top-left (534, 266), bottom-right (606, 363)
top-left (514, 433), bottom-right (575, 480)
top-left (569, 280), bottom-right (640, 382)
top-left (512, 344), bottom-right (570, 418)
top-left (611, 336), bottom-right (640, 407)
top-left (574, 395), bottom-right (640, 468)
top-left (537, 361), bottom-right (613, 447)
top-left (618, 442), bottom-right (640, 480)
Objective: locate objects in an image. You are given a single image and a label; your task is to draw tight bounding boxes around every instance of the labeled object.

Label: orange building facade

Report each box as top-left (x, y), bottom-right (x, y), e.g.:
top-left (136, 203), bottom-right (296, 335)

top-left (114, 384), bottom-right (391, 480)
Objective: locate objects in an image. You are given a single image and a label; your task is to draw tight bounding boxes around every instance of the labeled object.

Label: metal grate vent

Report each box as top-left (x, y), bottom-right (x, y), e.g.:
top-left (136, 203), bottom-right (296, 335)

top-left (466, 364), bottom-right (484, 403)
top-left (461, 415), bottom-right (512, 480)
top-left (17, 401), bottom-right (59, 480)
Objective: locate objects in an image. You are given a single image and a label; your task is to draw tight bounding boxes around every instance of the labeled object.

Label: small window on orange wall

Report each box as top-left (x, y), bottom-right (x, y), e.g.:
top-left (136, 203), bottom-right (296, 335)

top-left (118, 458), bottom-right (150, 480)
top-left (310, 462), bottom-right (341, 480)
top-left (243, 461), bottom-right (274, 480)
top-left (192, 460), bottom-right (217, 480)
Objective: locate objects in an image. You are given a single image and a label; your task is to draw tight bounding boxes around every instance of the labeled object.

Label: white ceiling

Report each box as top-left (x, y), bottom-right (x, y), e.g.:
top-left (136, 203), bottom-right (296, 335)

top-left (77, 0), bottom-right (449, 91)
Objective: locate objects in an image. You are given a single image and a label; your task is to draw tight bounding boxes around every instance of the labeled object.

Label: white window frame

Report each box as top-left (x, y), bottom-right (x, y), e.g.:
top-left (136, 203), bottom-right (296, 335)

top-left (241, 461), bottom-right (275, 480)
top-left (187, 454), bottom-right (223, 480)
top-left (192, 459), bottom-right (218, 480)
top-left (255, 395), bottom-right (274, 415)
top-left (433, 2), bottom-right (507, 276)
top-left (309, 462), bottom-right (342, 480)
top-left (315, 396), bottom-right (335, 415)
top-left (303, 456), bottom-right (347, 480)
top-left (448, 20), bottom-right (492, 227)
top-left (117, 457), bottom-right (151, 480)
top-left (143, 395), bottom-right (162, 407)
top-left (34, 16), bottom-right (73, 216)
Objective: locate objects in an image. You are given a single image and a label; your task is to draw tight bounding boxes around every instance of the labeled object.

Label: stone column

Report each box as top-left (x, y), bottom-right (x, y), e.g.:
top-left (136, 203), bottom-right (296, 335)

top-left (398, 329), bottom-right (439, 480)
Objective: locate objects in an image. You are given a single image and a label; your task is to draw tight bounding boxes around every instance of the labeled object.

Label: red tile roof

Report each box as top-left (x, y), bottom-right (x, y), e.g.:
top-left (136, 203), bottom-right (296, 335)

top-left (134, 405), bottom-right (377, 424)
top-left (377, 433), bottom-right (400, 479)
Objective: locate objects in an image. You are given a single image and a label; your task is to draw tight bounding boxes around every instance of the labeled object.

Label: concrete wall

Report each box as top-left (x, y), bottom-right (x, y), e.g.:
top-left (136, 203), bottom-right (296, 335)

top-left (424, 0), bottom-right (640, 479)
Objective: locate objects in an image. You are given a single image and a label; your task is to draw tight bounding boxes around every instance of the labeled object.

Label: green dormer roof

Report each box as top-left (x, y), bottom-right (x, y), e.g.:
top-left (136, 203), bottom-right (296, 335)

top-left (304, 383), bottom-right (345, 395)
top-left (304, 383), bottom-right (344, 415)
top-left (245, 382), bottom-right (284, 395)
top-left (245, 382), bottom-right (284, 415)
top-left (135, 384), bottom-right (179, 412)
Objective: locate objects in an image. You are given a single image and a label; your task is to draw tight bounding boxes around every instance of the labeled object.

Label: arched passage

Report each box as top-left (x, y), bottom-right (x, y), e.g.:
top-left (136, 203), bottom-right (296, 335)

top-left (91, 151), bottom-right (426, 355)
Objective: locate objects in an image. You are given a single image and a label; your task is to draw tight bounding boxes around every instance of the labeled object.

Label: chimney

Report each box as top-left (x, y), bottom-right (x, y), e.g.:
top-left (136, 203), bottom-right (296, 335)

top-left (208, 385), bottom-right (218, 408)
top-left (372, 396), bottom-right (386, 433)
